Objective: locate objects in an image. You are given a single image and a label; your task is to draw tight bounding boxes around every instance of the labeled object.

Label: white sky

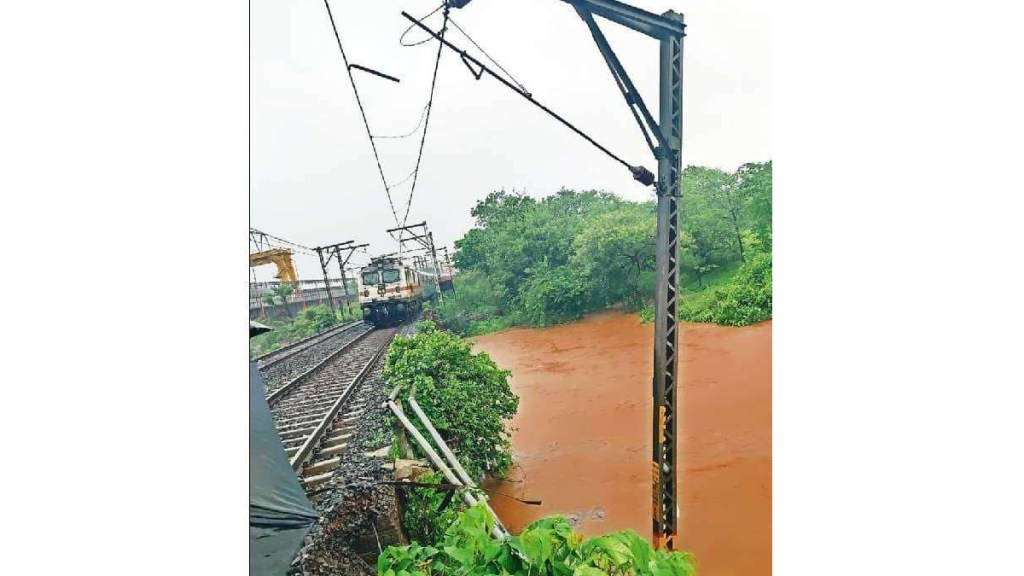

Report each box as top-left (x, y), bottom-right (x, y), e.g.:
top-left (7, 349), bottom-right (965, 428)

top-left (250, 0), bottom-right (771, 280)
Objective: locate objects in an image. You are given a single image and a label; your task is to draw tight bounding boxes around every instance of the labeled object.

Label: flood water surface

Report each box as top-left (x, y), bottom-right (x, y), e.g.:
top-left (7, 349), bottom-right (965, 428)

top-left (471, 311), bottom-right (771, 576)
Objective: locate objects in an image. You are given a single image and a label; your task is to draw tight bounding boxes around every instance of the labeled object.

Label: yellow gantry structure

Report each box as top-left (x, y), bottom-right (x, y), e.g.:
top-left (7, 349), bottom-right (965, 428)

top-left (249, 248), bottom-right (303, 294)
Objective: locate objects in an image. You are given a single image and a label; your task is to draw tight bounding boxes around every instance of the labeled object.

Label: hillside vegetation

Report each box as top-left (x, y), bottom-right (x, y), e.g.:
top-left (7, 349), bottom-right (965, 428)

top-left (435, 161), bottom-right (772, 335)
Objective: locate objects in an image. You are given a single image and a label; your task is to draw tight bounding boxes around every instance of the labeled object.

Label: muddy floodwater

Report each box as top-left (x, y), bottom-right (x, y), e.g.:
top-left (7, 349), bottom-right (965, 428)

top-left (472, 310), bottom-right (771, 576)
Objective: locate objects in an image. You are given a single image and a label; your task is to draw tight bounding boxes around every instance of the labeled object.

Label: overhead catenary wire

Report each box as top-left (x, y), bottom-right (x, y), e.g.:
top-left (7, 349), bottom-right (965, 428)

top-left (249, 227), bottom-right (318, 257)
top-left (371, 103), bottom-right (429, 140)
top-left (321, 0), bottom-right (403, 226)
top-left (386, 166), bottom-right (419, 191)
top-left (399, 3), bottom-right (446, 47)
top-left (448, 16), bottom-right (530, 96)
top-left (400, 11), bottom-right (654, 186)
top-left (399, 6), bottom-right (450, 228)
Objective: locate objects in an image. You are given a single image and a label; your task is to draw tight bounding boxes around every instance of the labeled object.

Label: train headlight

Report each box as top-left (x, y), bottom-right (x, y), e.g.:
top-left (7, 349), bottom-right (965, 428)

top-left (362, 290), bottom-right (369, 297)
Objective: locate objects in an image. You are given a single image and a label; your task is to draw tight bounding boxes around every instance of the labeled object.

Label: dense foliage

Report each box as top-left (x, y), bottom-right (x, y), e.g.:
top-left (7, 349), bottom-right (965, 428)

top-left (435, 161), bottom-right (771, 334)
top-left (679, 252), bottom-right (772, 326)
top-left (379, 504), bottom-right (696, 576)
top-left (382, 321), bottom-right (519, 479)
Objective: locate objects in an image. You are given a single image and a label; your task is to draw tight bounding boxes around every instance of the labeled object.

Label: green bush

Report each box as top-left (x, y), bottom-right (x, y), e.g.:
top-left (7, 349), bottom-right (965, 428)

top-left (511, 264), bottom-right (589, 327)
top-left (382, 327), bottom-right (519, 479)
top-left (465, 316), bottom-right (516, 337)
top-left (679, 252), bottom-right (772, 326)
top-left (433, 271), bottom-right (505, 336)
top-left (379, 503), bottom-right (696, 576)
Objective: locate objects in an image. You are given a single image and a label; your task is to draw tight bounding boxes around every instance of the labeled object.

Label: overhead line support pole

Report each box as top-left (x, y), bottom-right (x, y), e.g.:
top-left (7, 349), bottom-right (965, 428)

top-left (338, 242), bottom-right (369, 317)
top-left (314, 247), bottom-right (337, 313)
top-left (651, 11), bottom-right (684, 552)
top-left (427, 231), bottom-right (444, 304)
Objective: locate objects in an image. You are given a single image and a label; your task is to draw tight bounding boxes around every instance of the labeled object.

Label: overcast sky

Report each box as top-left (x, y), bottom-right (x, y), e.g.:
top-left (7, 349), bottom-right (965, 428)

top-left (250, 0), bottom-right (771, 281)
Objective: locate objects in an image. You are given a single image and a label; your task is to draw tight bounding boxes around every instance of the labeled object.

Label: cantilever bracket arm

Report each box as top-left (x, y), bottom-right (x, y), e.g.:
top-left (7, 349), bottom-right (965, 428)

top-left (448, 0), bottom-right (683, 38)
top-left (559, 0), bottom-right (684, 40)
top-left (571, 2), bottom-right (667, 156)
top-left (314, 247), bottom-right (338, 267)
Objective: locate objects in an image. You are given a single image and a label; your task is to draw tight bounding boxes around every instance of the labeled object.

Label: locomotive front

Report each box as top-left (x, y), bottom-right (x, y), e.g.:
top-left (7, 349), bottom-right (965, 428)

top-left (357, 257), bottom-right (423, 327)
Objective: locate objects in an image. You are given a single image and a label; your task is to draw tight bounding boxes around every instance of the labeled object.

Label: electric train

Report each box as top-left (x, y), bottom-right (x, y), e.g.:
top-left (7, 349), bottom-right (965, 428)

top-left (357, 256), bottom-right (434, 327)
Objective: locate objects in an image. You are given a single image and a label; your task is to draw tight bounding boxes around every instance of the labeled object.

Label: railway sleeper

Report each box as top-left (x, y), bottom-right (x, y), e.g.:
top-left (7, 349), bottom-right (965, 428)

top-left (302, 457), bottom-right (341, 477)
top-left (280, 382), bottom-right (347, 396)
top-left (280, 389), bottom-right (348, 407)
top-left (322, 432), bottom-right (354, 448)
top-left (275, 410), bottom-right (328, 423)
top-left (282, 435), bottom-right (312, 448)
top-left (337, 410), bottom-right (365, 425)
top-left (302, 471), bottom-right (334, 490)
top-left (313, 442), bottom-right (348, 458)
top-left (278, 406), bottom-right (335, 421)
top-left (276, 401), bottom-right (336, 417)
top-left (274, 393), bottom-right (333, 407)
top-left (276, 416), bottom-right (324, 431)
top-left (277, 398), bottom-right (348, 416)
top-left (278, 425), bottom-right (317, 440)
top-left (289, 390), bottom-right (350, 406)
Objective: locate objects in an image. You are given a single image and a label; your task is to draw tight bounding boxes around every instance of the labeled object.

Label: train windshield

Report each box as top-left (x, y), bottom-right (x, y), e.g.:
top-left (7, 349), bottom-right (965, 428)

top-left (361, 271), bottom-right (379, 285)
top-left (381, 269), bottom-right (401, 283)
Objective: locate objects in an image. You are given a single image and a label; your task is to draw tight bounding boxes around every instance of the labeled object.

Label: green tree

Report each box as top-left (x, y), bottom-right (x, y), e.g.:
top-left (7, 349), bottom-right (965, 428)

top-left (683, 166), bottom-right (746, 265)
top-left (736, 160), bottom-right (772, 245)
top-left (270, 282), bottom-right (295, 318)
top-left (512, 263), bottom-right (590, 326)
top-left (571, 203), bottom-right (656, 309)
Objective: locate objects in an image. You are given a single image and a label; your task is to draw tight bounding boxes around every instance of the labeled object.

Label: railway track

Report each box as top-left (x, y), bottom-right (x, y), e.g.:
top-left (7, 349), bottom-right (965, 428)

top-left (255, 320), bottom-right (364, 370)
top-left (268, 326), bottom-right (398, 491)
top-left (259, 323), bottom-right (376, 394)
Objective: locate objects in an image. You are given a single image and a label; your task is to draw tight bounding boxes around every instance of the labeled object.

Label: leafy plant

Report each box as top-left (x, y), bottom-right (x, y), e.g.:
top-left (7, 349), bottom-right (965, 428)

top-left (382, 327), bottom-right (519, 480)
top-left (680, 252), bottom-right (772, 326)
top-left (511, 263), bottom-right (590, 327)
top-left (399, 472), bottom-right (462, 545)
top-left (379, 503), bottom-right (697, 576)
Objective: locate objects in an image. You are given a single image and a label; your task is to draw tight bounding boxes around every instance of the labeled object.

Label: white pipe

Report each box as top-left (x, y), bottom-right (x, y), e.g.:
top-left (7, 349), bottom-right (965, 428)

top-left (386, 399), bottom-right (506, 540)
top-left (407, 394), bottom-right (509, 536)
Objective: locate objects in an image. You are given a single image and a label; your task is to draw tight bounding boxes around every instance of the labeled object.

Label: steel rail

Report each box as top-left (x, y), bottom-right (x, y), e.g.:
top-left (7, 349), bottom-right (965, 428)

top-left (254, 320), bottom-right (363, 368)
top-left (289, 331), bottom-right (396, 471)
top-left (266, 325), bottom-right (375, 406)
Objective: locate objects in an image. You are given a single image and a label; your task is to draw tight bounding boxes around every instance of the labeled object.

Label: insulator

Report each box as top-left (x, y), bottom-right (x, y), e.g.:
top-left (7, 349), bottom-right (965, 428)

top-left (631, 165), bottom-right (656, 186)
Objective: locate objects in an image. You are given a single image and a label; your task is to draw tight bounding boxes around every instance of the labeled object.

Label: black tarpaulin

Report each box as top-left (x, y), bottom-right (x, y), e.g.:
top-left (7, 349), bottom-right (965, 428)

top-left (250, 320), bottom-right (273, 337)
top-left (250, 361), bottom-right (317, 575)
